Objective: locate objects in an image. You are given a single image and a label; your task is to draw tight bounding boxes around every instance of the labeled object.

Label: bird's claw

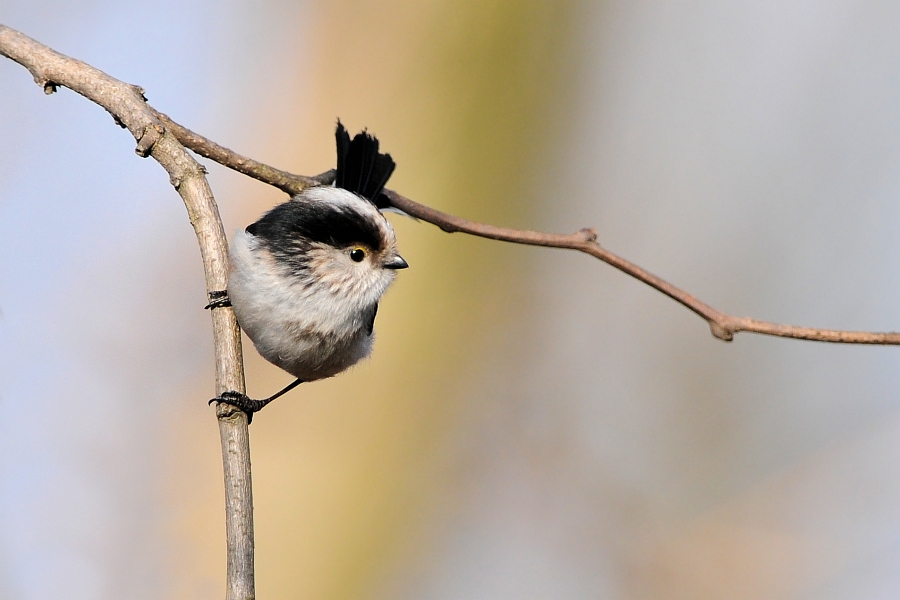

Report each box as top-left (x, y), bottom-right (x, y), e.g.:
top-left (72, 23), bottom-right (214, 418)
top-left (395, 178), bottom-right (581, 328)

top-left (210, 391), bottom-right (267, 423)
top-left (204, 290), bottom-right (232, 310)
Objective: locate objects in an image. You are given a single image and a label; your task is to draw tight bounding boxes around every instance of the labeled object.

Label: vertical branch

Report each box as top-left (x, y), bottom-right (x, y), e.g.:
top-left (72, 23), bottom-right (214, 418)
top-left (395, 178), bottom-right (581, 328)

top-left (0, 26), bottom-right (256, 600)
top-left (169, 142), bottom-right (256, 600)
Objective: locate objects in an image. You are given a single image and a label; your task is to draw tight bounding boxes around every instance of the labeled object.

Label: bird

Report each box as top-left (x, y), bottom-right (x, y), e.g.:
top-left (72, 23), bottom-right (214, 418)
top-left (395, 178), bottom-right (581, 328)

top-left (211, 122), bottom-right (408, 421)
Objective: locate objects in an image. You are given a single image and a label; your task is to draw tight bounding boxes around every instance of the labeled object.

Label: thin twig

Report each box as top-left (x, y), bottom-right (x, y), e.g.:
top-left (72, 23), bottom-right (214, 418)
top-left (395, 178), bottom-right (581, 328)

top-left (0, 25), bottom-right (256, 600)
top-left (159, 113), bottom-right (329, 194)
top-left (159, 114), bottom-right (900, 345)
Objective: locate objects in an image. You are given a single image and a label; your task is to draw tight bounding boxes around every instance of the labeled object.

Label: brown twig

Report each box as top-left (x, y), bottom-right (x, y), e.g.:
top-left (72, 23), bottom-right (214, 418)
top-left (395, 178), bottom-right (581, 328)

top-left (158, 113), bottom-right (330, 194)
top-left (0, 25), bottom-right (256, 600)
top-left (159, 114), bottom-right (900, 345)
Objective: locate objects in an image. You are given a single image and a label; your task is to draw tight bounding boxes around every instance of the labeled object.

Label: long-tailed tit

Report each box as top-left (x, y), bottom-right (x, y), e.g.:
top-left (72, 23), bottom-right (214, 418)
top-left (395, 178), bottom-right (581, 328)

top-left (211, 122), bottom-right (408, 420)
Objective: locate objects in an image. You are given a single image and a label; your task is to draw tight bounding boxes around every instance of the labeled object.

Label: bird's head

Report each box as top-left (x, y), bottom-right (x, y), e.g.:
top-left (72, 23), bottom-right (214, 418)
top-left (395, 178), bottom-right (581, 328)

top-left (245, 186), bottom-right (407, 308)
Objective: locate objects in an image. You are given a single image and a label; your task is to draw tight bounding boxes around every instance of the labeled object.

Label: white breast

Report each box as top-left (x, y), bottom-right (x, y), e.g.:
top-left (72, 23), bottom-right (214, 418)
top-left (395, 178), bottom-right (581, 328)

top-left (228, 229), bottom-right (375, 381)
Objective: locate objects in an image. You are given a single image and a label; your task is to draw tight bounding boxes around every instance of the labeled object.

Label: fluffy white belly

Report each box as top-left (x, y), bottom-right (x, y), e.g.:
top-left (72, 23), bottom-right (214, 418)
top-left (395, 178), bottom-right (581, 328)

top-left (228, 230), bottom-right (376, 381)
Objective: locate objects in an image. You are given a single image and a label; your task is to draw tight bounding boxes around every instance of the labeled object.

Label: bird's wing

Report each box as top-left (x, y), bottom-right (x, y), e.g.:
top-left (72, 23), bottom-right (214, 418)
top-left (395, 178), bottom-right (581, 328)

top-left (366, 302), bottom-right (378, 336)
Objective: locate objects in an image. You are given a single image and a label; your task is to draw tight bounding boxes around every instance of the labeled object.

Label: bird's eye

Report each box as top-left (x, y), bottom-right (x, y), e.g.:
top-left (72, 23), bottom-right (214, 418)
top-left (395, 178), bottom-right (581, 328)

top-left (350, 248), bottom-right (366, 262)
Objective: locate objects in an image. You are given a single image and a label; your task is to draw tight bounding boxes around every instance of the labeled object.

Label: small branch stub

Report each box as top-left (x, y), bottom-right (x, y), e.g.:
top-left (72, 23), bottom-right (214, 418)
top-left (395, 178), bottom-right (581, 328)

top-left (577, 227), bottom-right (598, 243)
top-left (709, 321), bottom-right (735, 342)
top-left (135, 123), bottom-right (164, 158)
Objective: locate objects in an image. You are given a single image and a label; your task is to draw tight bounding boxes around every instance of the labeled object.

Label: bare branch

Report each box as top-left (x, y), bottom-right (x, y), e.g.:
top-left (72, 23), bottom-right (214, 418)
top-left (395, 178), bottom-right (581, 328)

top-left (158, 113), bottom-right (329, 195)
top-left (381, 190), bottom-right (900, 344)
top-left (159, 113), bottom-right (900, 346)
top-left (0, 25), bottom-right (256, 600)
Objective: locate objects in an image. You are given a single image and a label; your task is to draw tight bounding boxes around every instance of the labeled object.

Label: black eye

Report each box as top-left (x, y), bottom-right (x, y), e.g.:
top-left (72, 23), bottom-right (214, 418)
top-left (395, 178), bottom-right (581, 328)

top-left (350, 248), bottom-right (366, 262)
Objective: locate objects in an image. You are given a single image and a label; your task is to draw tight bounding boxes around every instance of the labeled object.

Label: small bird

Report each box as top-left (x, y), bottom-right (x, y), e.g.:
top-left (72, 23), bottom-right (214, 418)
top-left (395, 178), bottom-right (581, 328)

top-left (212, 122), bottom-right (408, 420)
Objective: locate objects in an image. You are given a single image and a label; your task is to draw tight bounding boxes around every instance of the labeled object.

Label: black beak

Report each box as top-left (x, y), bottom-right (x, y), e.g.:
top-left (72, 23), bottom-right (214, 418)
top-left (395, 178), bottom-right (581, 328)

top-left (383, 254), bottom-right (409, 270)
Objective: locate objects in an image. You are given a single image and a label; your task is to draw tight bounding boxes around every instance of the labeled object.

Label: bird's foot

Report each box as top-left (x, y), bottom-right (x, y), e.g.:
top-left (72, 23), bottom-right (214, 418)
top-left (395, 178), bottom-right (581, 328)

top-left (209, 379), bottom-right (303, 424)
top-left (209, 391), bottom-right (273, 424)
top-left (204, 290), bottom-right (232, 310)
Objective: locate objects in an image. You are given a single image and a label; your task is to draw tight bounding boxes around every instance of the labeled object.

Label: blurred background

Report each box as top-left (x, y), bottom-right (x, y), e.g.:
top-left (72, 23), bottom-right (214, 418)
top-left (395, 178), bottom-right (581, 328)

top-left (3, 1), bottom-right (900, 598)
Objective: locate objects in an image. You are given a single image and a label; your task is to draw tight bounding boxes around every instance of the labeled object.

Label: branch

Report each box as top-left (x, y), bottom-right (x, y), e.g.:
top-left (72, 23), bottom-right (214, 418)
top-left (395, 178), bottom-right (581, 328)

top-left (0, 25), bottom-right (256, 600)
top-left (158, 117), bottom-right (900, 346)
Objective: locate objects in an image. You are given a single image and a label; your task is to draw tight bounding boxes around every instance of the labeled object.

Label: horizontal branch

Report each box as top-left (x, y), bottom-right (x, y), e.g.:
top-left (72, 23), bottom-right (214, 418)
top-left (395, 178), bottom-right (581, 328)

top-left (382, 190), bottom-right (900, 345)
top-left (157, 105), bottom-right (900, 345)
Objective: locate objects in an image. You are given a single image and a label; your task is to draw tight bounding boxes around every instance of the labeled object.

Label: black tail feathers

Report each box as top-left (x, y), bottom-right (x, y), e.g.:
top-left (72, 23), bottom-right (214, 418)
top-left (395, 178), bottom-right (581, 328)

top-left (335, 121), bottom-right (395, 209)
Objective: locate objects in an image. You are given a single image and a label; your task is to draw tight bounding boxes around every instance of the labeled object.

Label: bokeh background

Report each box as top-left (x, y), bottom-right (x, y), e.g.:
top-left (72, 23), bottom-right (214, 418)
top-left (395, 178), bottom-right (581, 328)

top-left (3, 2), bottom-right (900, 598)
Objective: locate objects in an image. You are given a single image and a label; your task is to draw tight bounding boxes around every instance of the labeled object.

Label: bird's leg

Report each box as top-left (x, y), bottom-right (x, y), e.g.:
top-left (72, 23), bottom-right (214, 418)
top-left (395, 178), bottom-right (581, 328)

top-left (210, 378), bottom-right (304, 423)
top-left (204, 290), bottom-right (232, 310)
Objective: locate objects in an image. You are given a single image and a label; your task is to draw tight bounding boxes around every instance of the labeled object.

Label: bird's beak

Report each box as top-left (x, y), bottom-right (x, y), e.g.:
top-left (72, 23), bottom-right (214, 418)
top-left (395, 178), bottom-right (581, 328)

top-left (383, 254), bottom-right (409, 270)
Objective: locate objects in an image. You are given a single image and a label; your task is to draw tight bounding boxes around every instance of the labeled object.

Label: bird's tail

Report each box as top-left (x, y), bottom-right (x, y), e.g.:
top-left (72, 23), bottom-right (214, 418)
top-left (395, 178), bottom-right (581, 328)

top-left (335, 121), bottom-right (395, 209)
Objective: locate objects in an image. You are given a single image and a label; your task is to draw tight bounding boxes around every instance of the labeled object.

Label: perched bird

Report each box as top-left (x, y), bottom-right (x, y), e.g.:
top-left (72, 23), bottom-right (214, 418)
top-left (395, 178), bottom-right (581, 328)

top-left (212, 122), bottom-right (408, 420)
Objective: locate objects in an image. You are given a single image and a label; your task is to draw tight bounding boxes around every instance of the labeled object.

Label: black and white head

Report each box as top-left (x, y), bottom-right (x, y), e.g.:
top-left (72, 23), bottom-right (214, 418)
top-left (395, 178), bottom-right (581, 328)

top-left (240, 122), bottom-right (405, 301)
top-left (240, 182), bottom-right (407, 309)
